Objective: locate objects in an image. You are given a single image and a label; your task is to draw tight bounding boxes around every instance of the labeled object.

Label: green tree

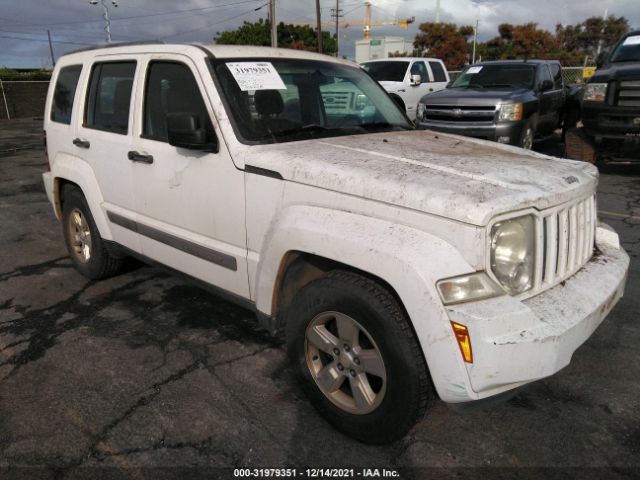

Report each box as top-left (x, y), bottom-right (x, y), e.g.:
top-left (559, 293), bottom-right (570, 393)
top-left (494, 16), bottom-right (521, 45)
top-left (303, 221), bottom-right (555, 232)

top-left (215, 19), bottom-right (337, 56)
top-left (556, 15), bottom-right (630, 64)
top-left (413, 22), bottom-right (474, 70)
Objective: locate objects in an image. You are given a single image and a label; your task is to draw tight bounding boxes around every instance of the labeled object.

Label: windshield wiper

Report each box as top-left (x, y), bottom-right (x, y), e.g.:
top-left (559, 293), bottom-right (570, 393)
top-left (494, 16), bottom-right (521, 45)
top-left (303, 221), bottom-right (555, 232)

top-left (483, 83), bottom-right (519, 88)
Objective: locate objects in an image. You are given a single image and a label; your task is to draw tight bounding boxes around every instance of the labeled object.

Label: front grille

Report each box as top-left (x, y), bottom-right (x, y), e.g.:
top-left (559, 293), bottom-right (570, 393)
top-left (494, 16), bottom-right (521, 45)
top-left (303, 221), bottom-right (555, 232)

top-left (424, 104), bottom-right (496, 123)
top-left (537, 195), bottom-right (596, 290)
top-left (615, 79), bottom-right (640, 107)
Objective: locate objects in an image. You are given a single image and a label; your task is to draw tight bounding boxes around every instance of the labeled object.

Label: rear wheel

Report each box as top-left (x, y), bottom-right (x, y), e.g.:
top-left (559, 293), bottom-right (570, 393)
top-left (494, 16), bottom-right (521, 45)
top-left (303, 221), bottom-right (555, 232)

top-left (285, 270), bottom-right (433, 443)
top-left (62, 187), bottom-right (124, 279)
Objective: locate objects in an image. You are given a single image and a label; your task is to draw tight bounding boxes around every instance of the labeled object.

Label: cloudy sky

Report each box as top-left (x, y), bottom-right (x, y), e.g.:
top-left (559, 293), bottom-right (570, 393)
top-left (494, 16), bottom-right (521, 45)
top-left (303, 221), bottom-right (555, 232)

top-left (1, 0), bottom-right (638, 68)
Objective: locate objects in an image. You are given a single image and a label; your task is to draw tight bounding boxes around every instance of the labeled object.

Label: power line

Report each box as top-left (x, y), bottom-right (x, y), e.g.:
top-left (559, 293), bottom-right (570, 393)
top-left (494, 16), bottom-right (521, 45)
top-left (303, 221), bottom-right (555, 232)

top-left (0, 0), bottom-right (263, 29)
top-left (0, 34), bottom-right (91, 46)
top-left (160, 3), bottom-right (268, 40)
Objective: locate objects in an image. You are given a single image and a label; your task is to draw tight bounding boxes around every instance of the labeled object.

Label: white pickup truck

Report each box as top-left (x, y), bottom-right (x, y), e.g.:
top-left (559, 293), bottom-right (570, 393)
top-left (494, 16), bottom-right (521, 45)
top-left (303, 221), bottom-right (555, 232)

top-left (361, 57), bottom-right (450, 120)
top-left (42, 43), bottom-right (628, 444)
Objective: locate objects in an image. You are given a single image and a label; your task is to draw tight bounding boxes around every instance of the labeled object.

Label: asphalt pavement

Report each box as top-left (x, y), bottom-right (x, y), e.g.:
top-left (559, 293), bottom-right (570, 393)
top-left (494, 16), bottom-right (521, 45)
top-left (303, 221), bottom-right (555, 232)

top-left (0, 120), bottom-right (638, 479)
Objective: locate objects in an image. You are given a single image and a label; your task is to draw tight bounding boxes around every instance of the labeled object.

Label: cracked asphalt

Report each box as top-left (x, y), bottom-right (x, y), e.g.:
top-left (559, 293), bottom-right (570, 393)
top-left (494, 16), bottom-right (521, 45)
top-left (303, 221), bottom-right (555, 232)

top-left (0, 120), bottom-right (639, 479)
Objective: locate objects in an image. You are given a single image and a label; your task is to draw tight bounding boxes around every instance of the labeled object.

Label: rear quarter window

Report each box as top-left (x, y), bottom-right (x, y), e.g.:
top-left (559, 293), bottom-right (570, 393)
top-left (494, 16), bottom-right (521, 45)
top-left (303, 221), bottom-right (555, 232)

top-left (51, 65), bottom-right (82, 125)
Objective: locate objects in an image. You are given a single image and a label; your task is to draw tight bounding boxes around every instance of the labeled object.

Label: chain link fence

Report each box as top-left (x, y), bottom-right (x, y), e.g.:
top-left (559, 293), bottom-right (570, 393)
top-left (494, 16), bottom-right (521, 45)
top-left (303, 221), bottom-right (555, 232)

top-left (0, 80), bottom-right (49, 120)
top-left (447, 66), bottom-right (595, 85)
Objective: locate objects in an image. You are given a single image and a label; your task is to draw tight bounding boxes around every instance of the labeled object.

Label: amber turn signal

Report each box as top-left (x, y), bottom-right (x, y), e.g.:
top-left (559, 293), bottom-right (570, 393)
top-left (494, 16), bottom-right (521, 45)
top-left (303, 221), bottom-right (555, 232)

top-left (451, 321), bottom-right (473, 363)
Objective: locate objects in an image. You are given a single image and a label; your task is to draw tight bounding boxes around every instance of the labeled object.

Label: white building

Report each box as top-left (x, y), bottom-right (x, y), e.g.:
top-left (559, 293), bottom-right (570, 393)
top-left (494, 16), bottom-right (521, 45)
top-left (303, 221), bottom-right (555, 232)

top-left (355, 36), bottom-right (413, 64)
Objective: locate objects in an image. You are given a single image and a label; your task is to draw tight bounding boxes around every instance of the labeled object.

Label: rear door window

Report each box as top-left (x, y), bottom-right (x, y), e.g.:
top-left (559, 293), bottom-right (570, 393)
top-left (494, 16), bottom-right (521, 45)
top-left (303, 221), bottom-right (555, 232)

top-left (85, 61), bottom-right (136, 135)
top-left (428, 61), bottom-right (447, 82)
top-left (51, 65), bottom-right (82, 125)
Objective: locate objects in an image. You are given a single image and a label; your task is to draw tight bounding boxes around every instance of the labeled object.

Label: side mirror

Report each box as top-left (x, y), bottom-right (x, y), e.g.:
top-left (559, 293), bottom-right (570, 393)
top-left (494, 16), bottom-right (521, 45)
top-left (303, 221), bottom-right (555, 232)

top-left (540, 79), bottom-right (554, 92)
top-left (410, 74), bottom-right (422, 86)
top-left (596, 51), bottom-right (608, 68)
top-left (167, 112), bottom-right (218, 152)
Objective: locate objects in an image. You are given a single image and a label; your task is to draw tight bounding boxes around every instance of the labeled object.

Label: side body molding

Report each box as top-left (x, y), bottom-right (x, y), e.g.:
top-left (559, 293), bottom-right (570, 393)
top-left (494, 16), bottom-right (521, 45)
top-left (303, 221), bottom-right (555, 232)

top-left (253, 205), bottom-right (480, 402)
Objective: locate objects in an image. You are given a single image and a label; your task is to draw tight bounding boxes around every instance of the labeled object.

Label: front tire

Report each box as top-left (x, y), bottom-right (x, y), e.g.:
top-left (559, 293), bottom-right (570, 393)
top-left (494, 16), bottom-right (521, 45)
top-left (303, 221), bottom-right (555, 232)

top-left (285, 271), bottom-right (433, 444)
top-left (61, 186), bottom-right (124, 280)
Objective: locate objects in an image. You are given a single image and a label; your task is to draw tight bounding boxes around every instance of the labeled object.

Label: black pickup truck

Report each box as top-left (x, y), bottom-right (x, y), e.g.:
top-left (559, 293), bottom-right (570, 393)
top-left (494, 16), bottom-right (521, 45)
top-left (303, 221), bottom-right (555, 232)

top-left (565, 30), bottom-right (640, 164)
top-left (416, 60), bottom-right (579, 149)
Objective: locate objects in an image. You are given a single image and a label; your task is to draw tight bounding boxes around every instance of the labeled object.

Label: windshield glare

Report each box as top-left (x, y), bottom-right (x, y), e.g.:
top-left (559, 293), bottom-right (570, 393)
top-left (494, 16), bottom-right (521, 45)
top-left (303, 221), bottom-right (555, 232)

top-left (361, 61), bottom-right (409, 82)
top-left (610, 35), bottom-right (640, 63)
top-left (213, 58), bottom-right (412, 144)
top-left (451, 64), bottom-right (536, 89)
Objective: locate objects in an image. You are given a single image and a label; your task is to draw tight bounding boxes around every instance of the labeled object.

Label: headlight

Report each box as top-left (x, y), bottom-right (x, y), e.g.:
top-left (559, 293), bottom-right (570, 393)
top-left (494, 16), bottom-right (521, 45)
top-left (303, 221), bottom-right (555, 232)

top-left (583, 83), bottom-right (607, 102)
top-left (498, 103), bottom-right (523, 122)
top-left (417, 102), bottom-right (426, 120)
top-left (490, 215), bottom-right (536, 295)
top-left (437, 272), bottom-right (504, 305)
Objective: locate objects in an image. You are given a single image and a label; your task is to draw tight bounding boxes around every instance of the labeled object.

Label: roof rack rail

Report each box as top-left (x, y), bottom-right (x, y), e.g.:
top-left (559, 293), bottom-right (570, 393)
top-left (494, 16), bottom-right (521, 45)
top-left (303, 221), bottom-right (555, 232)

top-left (66, 40), bottom-right (165, 55)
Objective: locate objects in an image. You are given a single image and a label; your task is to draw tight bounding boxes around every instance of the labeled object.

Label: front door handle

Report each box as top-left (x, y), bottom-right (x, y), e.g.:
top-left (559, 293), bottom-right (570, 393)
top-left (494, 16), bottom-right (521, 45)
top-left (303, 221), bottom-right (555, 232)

top-left (127, 151), bottom-right (154, 164)
top-left (72, 138), bottom-right (90, 149)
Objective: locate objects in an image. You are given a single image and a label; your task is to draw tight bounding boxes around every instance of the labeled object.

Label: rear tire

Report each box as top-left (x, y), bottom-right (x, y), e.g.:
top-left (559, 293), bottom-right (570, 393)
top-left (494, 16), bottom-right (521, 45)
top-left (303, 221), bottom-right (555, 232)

top-left (285, 270), bottom-right (433, 444)
top-left (61, 186), bottom-right (124, 280)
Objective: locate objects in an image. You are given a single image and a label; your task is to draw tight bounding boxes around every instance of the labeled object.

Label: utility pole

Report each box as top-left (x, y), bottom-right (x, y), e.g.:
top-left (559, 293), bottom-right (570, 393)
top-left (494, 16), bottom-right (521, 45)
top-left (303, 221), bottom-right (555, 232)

top-left (435, 0), bottom-right (440, 23)
top-left (331, 0), bottom-right (343, 57)
top-left (269, 0), bottom-right (277, 47)
top-left (472, 19), bottom-right (478, 64)
top-left (315, 0), bottom-right (322, 53)
top-left (596, 8), bottom-right (607, 57)
top-left (47, 30), bottom-right (56, 67)
top-left (89, 0), bottom-right (118, 44)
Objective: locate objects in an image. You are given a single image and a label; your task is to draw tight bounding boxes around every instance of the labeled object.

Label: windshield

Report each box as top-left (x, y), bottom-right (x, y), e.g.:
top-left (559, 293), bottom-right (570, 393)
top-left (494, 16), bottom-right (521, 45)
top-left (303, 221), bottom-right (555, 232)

top-left (610, 34), bottom-right (640, 63)
top-left (361, 61), bottom-right (409, 82)
top-left (451, 64), bottom-right (536, 89)
top-left (213, 58), bottom-right (412, 144)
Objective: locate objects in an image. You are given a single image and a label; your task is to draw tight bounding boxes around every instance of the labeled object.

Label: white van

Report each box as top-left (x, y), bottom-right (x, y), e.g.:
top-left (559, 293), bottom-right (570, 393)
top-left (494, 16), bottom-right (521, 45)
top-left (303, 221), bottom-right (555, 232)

top-left (361, 57), bottom-right (450, 120)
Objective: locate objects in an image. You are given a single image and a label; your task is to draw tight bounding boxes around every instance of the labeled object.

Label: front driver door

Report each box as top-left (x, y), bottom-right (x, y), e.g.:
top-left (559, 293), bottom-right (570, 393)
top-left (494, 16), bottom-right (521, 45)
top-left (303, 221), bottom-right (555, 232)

top-left (129, 56), bottom-right (249, 298)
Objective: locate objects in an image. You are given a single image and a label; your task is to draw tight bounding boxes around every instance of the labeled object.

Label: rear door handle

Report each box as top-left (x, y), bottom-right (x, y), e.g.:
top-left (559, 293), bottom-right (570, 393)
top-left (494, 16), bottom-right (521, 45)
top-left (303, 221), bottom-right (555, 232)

top-left (127, 151), bottom-right (154, 164)
top-left (72, 138), bottom-right (90, 149)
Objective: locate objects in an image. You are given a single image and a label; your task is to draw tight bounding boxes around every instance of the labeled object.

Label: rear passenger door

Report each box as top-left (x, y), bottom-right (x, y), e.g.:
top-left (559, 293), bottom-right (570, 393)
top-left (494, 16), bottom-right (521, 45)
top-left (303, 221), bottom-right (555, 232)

top-left (76, 58), bottom-right (140, 252)
top-left (129, 56), bottom-right (249, 298)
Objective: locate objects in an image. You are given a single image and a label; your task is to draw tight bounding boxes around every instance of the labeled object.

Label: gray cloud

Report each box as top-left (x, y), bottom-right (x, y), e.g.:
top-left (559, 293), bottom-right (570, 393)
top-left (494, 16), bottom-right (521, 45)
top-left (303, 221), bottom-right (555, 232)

top-left (0, 0), bottom-right (638, 68)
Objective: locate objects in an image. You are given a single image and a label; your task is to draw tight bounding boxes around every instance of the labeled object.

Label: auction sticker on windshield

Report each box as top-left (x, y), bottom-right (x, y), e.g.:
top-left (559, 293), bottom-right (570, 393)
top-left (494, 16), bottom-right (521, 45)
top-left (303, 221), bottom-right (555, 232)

top-left (623, 35), bottom-right (640, 46)
top-left (226, 62), bottom-right (286, 91)
top-left (467, 66), bottom-right (483, 74)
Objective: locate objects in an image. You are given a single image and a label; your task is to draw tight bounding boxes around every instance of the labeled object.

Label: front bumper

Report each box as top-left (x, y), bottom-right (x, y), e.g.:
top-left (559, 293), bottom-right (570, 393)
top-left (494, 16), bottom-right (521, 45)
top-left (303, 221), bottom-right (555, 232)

top-left (582, 101), bottom-right (640, 139)
top-left (445, 223), bottom-right (629, 401)
top-left (418, 120), bottom-right (524, 145)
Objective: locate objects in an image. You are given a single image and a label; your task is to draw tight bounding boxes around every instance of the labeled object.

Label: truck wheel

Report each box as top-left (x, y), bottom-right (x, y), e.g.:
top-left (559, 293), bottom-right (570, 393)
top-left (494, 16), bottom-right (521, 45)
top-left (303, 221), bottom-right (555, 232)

top-left (285, 270), bottom-right (432, 444)
top-left (564, 128), bottom-right (597, 163)
top-left (61, 187), bottom-right (124, 280)
top-left (519, 119), bottom-right (535, 150)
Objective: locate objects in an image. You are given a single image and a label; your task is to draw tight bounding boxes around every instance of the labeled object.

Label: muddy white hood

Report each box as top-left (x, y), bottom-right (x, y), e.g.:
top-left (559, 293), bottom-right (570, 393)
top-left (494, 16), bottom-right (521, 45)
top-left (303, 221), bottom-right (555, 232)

top-left (241, 130), bottom-right (598, 226)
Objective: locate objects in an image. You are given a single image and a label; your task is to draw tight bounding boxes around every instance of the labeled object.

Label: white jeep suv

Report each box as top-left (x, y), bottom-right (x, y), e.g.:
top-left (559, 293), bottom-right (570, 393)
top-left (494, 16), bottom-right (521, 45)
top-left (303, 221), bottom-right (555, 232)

top-left (42, 43), bottom-right (629, 444)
